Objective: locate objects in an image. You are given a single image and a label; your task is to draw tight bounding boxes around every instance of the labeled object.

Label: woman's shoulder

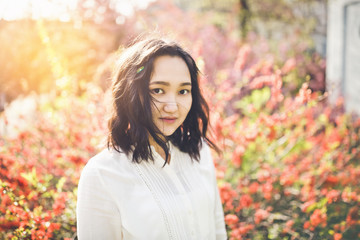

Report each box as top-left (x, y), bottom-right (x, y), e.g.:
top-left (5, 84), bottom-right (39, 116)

top-left (198, 139), bottom-right (214, 166)
top-left (81, 148), bottom-right (131, 175)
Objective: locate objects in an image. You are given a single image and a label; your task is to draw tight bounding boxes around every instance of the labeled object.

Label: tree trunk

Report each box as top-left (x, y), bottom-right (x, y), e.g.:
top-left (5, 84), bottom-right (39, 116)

top-left (239, 0), bottom-right (251, 39)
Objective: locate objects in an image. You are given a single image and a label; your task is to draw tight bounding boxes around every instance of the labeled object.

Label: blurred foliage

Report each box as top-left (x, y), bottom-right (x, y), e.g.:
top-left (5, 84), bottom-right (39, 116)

top-left (0, 0), bottom-right (327, 106)
top-left (0, 84), bottom-right (106, 239)
top-left (175, 0), bottom-right (327, 40)
top-left (0, 18), bottom-right (120, 101)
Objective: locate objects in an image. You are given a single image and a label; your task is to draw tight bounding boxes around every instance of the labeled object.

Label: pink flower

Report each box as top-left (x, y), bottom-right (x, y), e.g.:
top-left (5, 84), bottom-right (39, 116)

top-left (234, 44), bottom-right (251, 70)
top-left (254, 209), bottom-right (270, 224)
top-left (281, 58), bottom-right (296, 74)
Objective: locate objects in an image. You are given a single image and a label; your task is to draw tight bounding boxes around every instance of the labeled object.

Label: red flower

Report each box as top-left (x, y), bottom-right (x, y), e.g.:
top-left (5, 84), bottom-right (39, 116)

top-left (261, 182), bottom-right (273, 201)
top-left (346, 206), bottom-right (359, 226)
top-left (303, 221), bottom-right (310, 229)
top-left (219, 183), bottom-right (237, 211)
top-left (254, 209), bottom-right (270, 224)
top-left (234, 44), bottom-right (251, 70)
top-left (52, 192), bottom-right (68, 215)
top-left (245, 128), bottom-right (258, 141)
top-left (324, 175), bottom-right (339, 187)
top-left (326, 190), bottom-right (340, 204)
top-left (301, 200), bottom-right (316, 212)
top-left (232, 145), bottom-right (245, 167)
top-left (341, 191), bottom-right (357, 203)
top-left (309, 209), bottom-right (327, 228)
top-left (239, 194), bottom-right (253, 209)
top-left (281, 58), bottom-right (296, 74)
top-left (69, 155), bottom-right (85, 165)
top-left (225, 214), bottom-right (239, 226)
top-left (334, 233), bottom-right (342, 240)
top-left (248, 182), bottom-right (259, 194)
top-left (286, 219), bottom-right (294, 228)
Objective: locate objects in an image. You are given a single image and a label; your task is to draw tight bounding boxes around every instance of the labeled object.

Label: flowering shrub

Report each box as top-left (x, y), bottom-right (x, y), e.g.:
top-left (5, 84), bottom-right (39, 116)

top-left (1, 49), bottom-right (359, 240)
top-left (0, 86), bottom-right (106, 239)
top-left (205, 49), bottom-right (360, 239)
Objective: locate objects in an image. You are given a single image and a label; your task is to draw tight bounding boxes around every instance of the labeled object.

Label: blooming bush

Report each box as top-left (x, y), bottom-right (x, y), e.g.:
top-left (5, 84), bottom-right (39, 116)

top-left (1, 47), bottom-right (359, 240)
top-left (205, 48), bottom-right (360, 239)
top-left (0, 87), bottom-right (107, 239)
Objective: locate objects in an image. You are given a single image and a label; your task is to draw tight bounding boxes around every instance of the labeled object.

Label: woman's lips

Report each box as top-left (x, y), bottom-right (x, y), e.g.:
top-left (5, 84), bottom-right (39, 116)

top-left (160, 117), bottom-right (177, 124)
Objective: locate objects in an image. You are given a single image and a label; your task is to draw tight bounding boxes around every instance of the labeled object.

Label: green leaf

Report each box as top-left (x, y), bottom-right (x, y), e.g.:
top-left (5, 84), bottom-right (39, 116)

top-left (268, 223), bottom-right (280, 239)
top-left (20, 168), bottom-right (38, 187)
top-left (56, 177), bottom-right (66, 192)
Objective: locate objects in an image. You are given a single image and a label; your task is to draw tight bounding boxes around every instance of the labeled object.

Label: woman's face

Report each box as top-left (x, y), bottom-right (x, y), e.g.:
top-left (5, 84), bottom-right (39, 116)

top-left (149, 55), bottom-right (192, 136)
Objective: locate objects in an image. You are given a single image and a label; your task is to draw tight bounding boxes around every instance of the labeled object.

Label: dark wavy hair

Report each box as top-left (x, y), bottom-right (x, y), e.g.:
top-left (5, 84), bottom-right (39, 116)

top-left (107, 37), bottom-right (217, 164)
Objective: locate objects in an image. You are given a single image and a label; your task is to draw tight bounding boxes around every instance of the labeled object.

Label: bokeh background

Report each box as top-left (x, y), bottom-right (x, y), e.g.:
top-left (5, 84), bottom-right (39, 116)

top-left (0, 0), bottom-right (359, 239)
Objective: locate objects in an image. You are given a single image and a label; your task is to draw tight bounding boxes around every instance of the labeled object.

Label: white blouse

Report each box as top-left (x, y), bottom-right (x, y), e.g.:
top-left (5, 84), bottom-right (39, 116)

top-left (76, 141), bottom-right (227, 240)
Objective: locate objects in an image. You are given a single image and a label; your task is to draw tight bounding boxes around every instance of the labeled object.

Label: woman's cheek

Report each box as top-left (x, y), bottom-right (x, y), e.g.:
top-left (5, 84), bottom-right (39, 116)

top-left (186, 97), bottom-right (193, 112)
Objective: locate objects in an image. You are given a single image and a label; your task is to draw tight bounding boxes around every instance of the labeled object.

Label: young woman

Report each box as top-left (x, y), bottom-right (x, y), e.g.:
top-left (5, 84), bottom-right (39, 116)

top-left (76, 37), bottom-right (227, 240)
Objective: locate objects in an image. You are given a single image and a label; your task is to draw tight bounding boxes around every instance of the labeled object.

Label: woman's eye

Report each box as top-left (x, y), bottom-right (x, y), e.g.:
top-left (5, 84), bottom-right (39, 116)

top-left (151, 88), bottom-right (164, 94)
top-left (179, 89), bottom-right (190, 95)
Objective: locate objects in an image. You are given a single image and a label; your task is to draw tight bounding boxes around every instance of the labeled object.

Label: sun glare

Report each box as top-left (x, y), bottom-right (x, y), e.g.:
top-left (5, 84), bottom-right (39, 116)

top-left (0, 0), bottom-right (30, 20)
top-left (0, 0), bottom-right (78, 21)
top-left (0, 0), bottom-right (154, 21)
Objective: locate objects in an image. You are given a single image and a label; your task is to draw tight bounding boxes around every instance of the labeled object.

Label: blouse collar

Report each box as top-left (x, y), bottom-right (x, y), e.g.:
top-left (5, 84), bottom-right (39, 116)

top-left (150, 141), bottom-right (176, 168)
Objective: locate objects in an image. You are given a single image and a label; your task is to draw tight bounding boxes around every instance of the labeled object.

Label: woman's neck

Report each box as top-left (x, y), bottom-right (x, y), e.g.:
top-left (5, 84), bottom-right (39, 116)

top-left (149, 136), bottom-right (171, 164)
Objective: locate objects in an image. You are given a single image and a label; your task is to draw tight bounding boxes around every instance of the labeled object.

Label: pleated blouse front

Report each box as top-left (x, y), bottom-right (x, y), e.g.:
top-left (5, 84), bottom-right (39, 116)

top-left (76, 142), bottom-right (227, 240)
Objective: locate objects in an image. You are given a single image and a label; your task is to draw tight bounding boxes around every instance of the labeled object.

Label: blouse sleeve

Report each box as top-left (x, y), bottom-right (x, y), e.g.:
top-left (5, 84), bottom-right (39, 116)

top-left (76, 164), bottom-right (123, 240)
top-left (214, 180), bottom-right (227, 240)
top-left (203, 142), bottom-right (228, 240)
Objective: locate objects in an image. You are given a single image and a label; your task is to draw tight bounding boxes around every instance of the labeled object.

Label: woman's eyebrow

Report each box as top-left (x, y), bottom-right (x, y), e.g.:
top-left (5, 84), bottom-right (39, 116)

top-left (149, 81), bottom-right (169, 86)
top-left (149, 81), bottom-right (192, 86)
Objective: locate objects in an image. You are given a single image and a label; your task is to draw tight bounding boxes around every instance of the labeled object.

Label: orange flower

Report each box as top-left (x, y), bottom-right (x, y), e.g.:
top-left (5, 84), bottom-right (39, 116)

top-left (334, 233), bottom-right (342, 240)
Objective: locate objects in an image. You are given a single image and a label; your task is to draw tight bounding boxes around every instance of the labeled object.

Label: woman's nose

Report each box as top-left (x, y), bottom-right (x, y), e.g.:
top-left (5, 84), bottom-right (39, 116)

top-left (163, 102), bottom-right (178, 113)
